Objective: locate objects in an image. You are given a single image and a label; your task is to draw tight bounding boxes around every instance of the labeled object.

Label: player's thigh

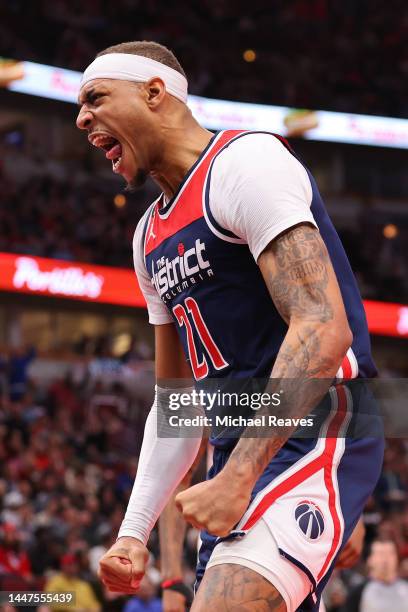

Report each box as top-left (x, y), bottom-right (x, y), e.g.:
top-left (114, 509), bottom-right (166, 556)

top-left (191, 563), bottom-right (287, 612)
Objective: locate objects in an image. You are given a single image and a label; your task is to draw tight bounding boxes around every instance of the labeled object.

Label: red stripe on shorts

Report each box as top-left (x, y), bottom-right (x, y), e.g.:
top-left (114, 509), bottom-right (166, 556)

top-left (240, 383), bottom-right (349, 582)
top-left (317, 385), bottom-right (347, 580)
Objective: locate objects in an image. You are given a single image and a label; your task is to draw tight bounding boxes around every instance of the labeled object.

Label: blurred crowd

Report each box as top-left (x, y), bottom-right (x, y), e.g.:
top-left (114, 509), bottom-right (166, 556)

top-left (0, 162), bottom-right (143, 269)
top-left (0, 350), bottom-right (189, 611)
top-left (338, 221), bottom-right (408, 303)
top-left (1, 156), bottom-right (407, 303)
top-left (1, 0), bottom-right (407, 118)
top-left (0, 347), bottom-right (407, 611)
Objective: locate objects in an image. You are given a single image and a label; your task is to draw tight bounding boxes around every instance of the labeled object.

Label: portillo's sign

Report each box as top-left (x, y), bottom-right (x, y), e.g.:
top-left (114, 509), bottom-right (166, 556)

top-left (13, 256), bottom-right (104, 298)
top-left (0, 252), bottom-right (145, 308)
top-left (0, 252), bottom-right (406, 339)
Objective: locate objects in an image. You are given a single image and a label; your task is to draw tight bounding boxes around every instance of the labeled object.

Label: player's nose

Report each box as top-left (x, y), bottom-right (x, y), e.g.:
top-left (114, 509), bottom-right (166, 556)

top-left (76, 107), bottom-right (93, 130)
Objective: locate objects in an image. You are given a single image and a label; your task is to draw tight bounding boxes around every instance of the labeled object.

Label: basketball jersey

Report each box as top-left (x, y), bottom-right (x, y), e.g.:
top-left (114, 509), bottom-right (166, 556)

top-left (135, 129), bottom-right (375, 385)
top-left (135, 131), bottom-right (383, 612)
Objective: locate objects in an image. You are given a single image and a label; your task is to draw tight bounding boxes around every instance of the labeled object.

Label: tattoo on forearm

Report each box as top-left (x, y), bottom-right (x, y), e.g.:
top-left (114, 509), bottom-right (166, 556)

top-left (225, 225), bottom-right (344, 484)
top-left (277, 326), bottom-right (336, 378)
top-left (228, 325), bottom-right (337, 482)
top-left (266, 224), bottom-right (333, 324)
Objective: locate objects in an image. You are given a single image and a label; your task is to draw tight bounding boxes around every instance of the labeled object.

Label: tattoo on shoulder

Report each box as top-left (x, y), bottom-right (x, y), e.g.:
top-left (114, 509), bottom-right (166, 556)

top-left (265, 224), bottom-right (334, 323)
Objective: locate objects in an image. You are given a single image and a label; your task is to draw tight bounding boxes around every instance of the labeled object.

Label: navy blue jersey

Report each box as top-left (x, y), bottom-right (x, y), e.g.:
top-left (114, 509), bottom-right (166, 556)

top-left (142, 130), bottom-right (375, 388)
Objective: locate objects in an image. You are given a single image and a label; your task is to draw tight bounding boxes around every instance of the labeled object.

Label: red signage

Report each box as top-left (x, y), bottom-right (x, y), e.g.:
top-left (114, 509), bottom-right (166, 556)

top-left (0, 252), bottom-right (145, 308)
top-left (0, 253), bottom-right (406, 338)
top-left (364, 299), bottom-right (408, 338)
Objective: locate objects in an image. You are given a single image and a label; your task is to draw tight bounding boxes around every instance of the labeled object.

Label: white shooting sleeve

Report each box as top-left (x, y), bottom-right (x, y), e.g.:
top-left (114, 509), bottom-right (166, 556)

top-left (117, 386), bottom-right (203, 545)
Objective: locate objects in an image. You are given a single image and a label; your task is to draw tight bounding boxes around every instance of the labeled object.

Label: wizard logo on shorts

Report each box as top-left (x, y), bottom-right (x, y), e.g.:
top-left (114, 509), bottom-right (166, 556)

top-left (295, 500), bottom-right (325, 540)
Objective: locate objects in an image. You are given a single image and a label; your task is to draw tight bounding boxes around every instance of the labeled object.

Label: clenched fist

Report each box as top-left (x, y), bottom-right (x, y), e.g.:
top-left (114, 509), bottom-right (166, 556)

top-left (175, 472), bottom-right (251, 536)
top-left (98, 536), bottom-right (149, 593)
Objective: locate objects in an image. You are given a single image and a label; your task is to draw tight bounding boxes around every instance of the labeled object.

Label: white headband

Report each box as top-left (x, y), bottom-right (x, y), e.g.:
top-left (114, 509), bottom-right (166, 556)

top-left (80, 53), bottom-right (188, 103)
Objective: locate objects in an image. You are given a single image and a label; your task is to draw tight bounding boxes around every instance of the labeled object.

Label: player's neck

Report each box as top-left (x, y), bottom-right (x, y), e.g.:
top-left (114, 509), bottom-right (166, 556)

top-left (150, 122), bottom-right (214, 201)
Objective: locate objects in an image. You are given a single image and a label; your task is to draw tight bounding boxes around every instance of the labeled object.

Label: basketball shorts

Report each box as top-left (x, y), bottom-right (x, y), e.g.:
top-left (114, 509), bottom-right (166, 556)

top-left (196, 385), bottom-right (384, 611)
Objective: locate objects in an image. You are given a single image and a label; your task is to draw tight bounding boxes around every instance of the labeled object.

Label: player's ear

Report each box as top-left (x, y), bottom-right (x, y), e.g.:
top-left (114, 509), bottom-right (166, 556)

top-left (144, 77), bottom-right (166, 108)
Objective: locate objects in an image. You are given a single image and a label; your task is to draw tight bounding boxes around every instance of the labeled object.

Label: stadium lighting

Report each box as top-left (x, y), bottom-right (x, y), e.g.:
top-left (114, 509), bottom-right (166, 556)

top-left (114, 194), bottom-right (126, 208)
top-left (2, 60), bottom-right (408, 149)
top-left (383, 224), bottom-right (398, 239)
top-left (243, 49), bottom-right (256, 62)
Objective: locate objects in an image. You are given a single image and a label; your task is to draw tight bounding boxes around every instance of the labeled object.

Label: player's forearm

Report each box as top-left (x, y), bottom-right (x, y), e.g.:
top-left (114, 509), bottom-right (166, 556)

top-left (222, 224), bottom-right (353, 489)
top-left (159, 437), bottom-right (206, 579)
top-left (159, 478), bottom-right (190, 580)
top-left (118, 387), bottom-right (203, 545)
top-left (222, 321), bottom-right (351, 488)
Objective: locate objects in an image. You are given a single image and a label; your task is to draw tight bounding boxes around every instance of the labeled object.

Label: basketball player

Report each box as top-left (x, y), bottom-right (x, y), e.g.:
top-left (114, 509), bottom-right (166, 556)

top-left (76, 41), bottom-right (384, 611)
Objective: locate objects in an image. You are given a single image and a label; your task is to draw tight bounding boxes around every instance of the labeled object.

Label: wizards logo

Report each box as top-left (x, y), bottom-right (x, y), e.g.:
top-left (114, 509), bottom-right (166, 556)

top-left (295, 500), bottom-right (325, 540)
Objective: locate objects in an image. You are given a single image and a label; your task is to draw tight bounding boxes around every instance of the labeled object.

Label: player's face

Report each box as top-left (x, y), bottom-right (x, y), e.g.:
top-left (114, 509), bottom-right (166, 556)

top-left (76, 78), bottom-right (158, 189)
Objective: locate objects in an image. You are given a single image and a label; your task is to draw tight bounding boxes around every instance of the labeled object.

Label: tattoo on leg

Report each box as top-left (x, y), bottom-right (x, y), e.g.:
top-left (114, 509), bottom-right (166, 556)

top-left (192, 564), bottom-right (287, 611)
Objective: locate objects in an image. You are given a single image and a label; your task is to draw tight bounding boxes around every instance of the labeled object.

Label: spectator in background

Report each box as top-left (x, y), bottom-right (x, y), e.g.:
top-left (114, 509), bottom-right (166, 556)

top-left (342, 537), bottom-right (408, 611)
top-left (27, 526), bottom-right (62, 577)
top-left (123, 572), bottom-right (162, 612)
top-left (1, 490), bottom-right (27, 527)
top-left (8, 346), bottom-right (36, 402)
top-left (375, 444), bottom-right (407, 514)
top-left (323, 574), bottom-right (347, 612)
top-left (88, 533), bottom-right (112, 576)
top-left (0, 522), bottom-right (32, 581)
top-left (44, 553), bottom-right (101, 611)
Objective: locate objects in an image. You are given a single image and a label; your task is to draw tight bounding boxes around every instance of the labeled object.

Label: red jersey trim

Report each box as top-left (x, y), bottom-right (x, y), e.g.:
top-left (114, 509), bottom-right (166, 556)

top-left (144, 130), bottom-right (247, 256)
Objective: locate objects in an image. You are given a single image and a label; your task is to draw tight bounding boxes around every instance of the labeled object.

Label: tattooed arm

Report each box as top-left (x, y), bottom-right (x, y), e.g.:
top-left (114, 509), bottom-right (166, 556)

top-left (223, 223), bottom-right (352, 489)
top-left (176, 223), bottom-right (352, 536)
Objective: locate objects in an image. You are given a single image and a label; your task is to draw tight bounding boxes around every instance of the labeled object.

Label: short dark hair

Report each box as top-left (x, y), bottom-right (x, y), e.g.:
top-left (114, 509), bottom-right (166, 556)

top-left (96, 41), bottom-right (187, 79)
top-left (367, 536), bottom-right (399, 560)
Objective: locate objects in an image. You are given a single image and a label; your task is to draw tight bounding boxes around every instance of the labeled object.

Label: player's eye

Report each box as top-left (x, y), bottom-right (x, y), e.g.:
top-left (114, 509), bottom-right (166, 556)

top-left (89, 92), bottom-right (104, 104)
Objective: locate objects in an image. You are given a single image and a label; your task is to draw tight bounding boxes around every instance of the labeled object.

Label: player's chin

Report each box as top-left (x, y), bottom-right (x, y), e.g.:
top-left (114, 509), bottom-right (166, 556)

top-left (124, 167), bottom-right (149, 192)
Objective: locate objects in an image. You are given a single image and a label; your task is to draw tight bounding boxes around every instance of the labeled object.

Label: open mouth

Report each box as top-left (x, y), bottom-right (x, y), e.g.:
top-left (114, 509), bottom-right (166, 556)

top-left (91, 134), bottom-right (123, 173)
